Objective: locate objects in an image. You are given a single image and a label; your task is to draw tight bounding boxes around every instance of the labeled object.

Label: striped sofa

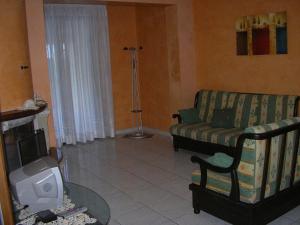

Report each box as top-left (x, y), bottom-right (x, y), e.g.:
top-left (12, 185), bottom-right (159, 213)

top-left (174, 90), bottom-right (300, 224)
top-left (192, 118), bottom-right (300, 204)
top-left (170, 90), bottom-right (299, 155)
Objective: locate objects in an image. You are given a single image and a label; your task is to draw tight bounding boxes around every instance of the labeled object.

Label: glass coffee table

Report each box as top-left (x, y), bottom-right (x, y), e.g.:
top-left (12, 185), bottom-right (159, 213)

top-left (14, 182), bottom-right (110, 225)
top-left (64, 182), bottom-right (110, 225)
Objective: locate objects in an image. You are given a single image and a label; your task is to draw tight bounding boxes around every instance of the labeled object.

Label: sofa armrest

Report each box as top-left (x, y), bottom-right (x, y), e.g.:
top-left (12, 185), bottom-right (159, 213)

top-left (172, 113), bottom-right (182, 123)
top-left (191, 154), bottom-right (240, 200)
top-left (172, 107), bottom-right (200, 124)
top-left (191, 155), bottom-right (234, 173)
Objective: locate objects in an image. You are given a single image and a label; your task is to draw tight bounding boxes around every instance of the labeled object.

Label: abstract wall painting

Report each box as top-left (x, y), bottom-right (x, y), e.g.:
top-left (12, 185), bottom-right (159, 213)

top-left (236, 11), bottom-right (287, 55)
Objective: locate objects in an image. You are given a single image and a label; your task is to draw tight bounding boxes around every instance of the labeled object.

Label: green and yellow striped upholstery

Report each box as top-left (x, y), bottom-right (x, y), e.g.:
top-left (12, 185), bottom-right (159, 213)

top-left (256, 95), bottom-right (298, 124)
top-left (226, 93), bottom-right (259, 128)
top-left (196, 90), bottom-right (298, 128)
top-left (196, 90), bottom-right (229, 122)
top-left (192, 118), bottom-right (300, 203)
top-left (170, 123), bottom-right (243, 147)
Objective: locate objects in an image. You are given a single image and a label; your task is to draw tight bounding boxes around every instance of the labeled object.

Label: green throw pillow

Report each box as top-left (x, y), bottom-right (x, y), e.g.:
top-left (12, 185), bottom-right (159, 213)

top-left (207, 152), bottom-right (234, 168)
top-left (178, 108), bottom-right (201, 124)
top-left (211, 108), bottom-right (235, 128)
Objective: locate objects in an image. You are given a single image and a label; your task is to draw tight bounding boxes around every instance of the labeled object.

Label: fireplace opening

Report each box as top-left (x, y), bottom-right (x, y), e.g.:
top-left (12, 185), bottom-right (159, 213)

top-left (3, 121), bottom-right (47, 173)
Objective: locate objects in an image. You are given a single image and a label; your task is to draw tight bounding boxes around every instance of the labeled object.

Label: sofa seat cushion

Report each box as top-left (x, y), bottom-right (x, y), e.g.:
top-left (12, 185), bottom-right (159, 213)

top-left (192, 169), bottom-right (256, 203)
top-left (170, 123), bottom-right (243, 147)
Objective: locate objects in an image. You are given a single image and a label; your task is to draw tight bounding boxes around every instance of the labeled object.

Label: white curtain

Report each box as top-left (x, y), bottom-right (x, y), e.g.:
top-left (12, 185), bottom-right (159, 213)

top-left (45, 4), bottom-right (115, 147)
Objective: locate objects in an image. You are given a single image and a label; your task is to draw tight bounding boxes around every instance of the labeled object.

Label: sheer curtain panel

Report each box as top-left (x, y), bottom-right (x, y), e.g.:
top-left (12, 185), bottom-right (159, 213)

top-left (45, 4), bottom-right (115, 147)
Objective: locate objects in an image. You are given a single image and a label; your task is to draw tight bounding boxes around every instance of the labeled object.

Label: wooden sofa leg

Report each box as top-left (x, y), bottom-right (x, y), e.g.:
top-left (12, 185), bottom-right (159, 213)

top-left (173, 143), bottom-right (179, 152)
top-left (194, 208), bottom-right (200, 214)
top-left (192, 190), bottom-right (200, 214)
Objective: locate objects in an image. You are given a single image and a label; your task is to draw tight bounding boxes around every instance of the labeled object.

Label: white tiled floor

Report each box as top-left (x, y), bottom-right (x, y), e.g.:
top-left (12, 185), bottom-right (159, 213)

top-left (61, 135), bottom-right (300, 225)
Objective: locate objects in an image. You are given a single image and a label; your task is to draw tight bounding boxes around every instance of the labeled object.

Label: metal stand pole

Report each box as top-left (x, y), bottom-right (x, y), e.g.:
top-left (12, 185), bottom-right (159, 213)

top-left (123, 47), bottom-right (153, 139)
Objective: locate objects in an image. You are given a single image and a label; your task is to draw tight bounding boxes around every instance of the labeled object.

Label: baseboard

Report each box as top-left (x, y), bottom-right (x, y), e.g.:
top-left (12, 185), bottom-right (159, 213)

top-left (115, 128), bottom-right (138, 136)
top-left (143, 127), bottom-right (171, 137)
top-left (115, 127), bottom-right (171, 138)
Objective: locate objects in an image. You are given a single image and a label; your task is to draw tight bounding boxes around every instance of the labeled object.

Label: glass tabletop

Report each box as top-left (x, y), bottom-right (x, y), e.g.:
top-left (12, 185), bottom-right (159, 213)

top-left (64, 182), bottom-right (110, 225)
top-left (13, 182), bottom-right (110, 224)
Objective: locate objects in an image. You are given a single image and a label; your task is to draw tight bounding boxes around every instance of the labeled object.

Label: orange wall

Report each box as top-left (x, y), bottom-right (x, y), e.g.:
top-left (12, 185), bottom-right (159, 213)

top-left (137, 6), bottom-right (171, 130)
top-left (25, 0), bottom-right (56, 147)
top-left (107, 5), bottom-right (138, 130)
top-left (0, 0), bottom-right (33, 111)
top-left (108, 5), bottom-right (174, 131)
top-left (194, 0), bottom-right (300, 95)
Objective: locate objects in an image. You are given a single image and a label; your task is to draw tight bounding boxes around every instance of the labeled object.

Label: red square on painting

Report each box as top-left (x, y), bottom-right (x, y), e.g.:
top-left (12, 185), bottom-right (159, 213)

top-left (252, 27), bottom-right (270, 55)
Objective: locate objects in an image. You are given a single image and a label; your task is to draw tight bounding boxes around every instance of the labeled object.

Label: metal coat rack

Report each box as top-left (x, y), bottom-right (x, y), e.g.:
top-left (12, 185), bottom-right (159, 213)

top-left (123, 46), bottom-right (153, 139)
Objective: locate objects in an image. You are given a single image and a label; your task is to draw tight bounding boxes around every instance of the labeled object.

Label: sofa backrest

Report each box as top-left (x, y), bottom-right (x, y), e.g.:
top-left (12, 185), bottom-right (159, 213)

top-left (256, 95), bottom-right (298, 124)
top-left (196, 90), bottom-right (228, 122)
top-left (196, 90), bottom-right (299, 128)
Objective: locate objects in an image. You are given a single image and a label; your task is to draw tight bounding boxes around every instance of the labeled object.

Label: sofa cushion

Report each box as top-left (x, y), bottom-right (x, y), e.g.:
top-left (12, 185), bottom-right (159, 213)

top-left (226, 93), bottom-right (260, 128)
top-left (256, 95), bottom-right (298, 124)
top-left (170, 123), bottom-right (243, 147)
top-left (195, 90), bottom-right (298, 129)
top-left (196, 90), bottom-right (229, 122)
top-left (170, 122), bottom-right (210, 139)
top-left (178, 108), bottom-right (201, 124)
top-left (211, 108), bottom-right (235, 128)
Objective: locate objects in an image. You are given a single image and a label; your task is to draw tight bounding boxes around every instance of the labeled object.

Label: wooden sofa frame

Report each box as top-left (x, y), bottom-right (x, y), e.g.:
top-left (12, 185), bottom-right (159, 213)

top-left (172, 91), bottom-right (300, 157)
top-left (189, 122), bottom-right (300, 225)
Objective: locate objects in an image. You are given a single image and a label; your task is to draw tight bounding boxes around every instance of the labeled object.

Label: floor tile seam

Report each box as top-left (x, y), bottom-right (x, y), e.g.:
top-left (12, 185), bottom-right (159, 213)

top-left (117, 154), bottom-right (195, 182)
top-left (81, 155), bottom-right (193, 203)
top-left (65, 163), bottom-right (123, 196)
top-left (105, 154), bottom-right (192, 183)
top-left (110, 202), bottom-right (145, 221)
top-left (283, 215), bottom-right (300, 223)
top-left (82, 164), bottom-right (192, 214)
top-left (114, 201), bottom-right (181, 225)
top-left (77, 166), bottom-right (167, 209)
top-left (101, 164), bottom-right (192, 202)
top-left (83, 163), bottom-right (157, 189)
top-left (81, 156), bottom-right (175, 185)
top-left (68, 144), bottom-right (192, 183)
top-left (64, 148), bottom-right (192, 202)
top-left (139, 199), bottom-right (193, 221)
top-left (64, 158), bottom-right (93, 171)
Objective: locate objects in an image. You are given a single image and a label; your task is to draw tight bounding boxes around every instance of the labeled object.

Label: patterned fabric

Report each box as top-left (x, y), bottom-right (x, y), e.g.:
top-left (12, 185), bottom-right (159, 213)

top-left (257, 95), bottom-right (298, 124)
top-left (192, 118), bottom-right (300, 204)
top-left (196, 90), bottom-right (228, 122)
top-left (227, 93), bottom-right (259, 128)
top-left (194, 90), bottom-right (298, 128)
top-left (170, 123), bottom-right (243, 147)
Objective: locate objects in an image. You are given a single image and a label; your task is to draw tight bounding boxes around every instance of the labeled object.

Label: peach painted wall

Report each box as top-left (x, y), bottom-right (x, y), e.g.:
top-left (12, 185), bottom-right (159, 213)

top-left (0, 0), bottom-right (33, 111)
top-left (194, 0), bottom-right (300, 96)
top-left (136, 6), bottom-right (171, 131)
top-left (175, 0), bottom-right (197, 107)
top-left (107, 5), bottom-right (138, 129)
top-left (25, 0), bottom-right (56, 147)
